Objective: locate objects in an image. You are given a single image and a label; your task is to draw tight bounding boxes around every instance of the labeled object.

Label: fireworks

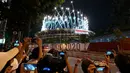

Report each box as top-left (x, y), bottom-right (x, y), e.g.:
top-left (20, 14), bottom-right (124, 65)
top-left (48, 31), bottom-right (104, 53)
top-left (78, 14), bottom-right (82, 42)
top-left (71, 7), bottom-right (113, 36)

top-left (41, 1), bottom-right (89, 34)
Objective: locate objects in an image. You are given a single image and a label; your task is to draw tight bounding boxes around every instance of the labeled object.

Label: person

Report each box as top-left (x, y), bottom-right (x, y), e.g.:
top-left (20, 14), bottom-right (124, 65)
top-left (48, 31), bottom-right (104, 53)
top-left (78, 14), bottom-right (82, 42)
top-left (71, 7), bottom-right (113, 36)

top-left (0, 47), bottom-right (19, 72)
top-left (28, 38), bottom-right (43, 63)
top-left (79, 55), bottom-right (110, 73)
top-left (114, 53), bottom-right (130, 73)
top-left (37, 49), bottom-right (73, 73)
top-left (2, 37), bottom-right (32, 73)
top-left (20, 38), bottom-right (43, 73)
top-left (73, 58), bottom-right (82, 73)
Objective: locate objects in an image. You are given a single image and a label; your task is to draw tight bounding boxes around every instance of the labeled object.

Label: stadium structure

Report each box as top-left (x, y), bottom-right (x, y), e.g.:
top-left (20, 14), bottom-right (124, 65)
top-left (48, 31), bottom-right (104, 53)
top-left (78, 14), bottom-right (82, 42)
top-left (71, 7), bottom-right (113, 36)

top-left (36, 1), bottom-right (94, 43)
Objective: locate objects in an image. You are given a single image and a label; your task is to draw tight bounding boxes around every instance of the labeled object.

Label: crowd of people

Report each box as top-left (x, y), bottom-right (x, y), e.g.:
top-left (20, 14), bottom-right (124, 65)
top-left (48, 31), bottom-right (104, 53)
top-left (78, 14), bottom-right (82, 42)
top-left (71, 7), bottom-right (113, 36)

top-left (0, 37), bottom-right (130, 73)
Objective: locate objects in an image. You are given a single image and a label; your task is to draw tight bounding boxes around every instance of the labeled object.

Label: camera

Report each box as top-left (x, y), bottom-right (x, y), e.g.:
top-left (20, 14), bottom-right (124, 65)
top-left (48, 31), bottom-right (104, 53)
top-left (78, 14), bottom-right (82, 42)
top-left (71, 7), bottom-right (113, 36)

top-left (23, 63), bottom-right (37, 71)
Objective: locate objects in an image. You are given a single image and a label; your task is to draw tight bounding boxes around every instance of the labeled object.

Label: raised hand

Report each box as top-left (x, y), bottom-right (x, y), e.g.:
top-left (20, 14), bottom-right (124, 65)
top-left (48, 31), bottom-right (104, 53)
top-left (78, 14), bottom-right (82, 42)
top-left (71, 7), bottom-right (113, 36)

top-left (18, 42), bottom-right (23, 49)
top-left (75, 58), bottom-right (82, 66)
top-left (23, 37), bottom-right (31, 45)
top-left (104, 54), bottom-right (110, 64)
top-left (112, 49), bottom-right (117, 58)
top-left (35, 38), bottom-right (42, 46)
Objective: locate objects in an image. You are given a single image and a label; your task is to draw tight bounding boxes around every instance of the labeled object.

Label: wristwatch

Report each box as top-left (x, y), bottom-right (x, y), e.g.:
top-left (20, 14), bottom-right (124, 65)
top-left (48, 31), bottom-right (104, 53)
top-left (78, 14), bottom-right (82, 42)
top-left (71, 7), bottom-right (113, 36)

top-left (75, 64), bottom-right (78, 66)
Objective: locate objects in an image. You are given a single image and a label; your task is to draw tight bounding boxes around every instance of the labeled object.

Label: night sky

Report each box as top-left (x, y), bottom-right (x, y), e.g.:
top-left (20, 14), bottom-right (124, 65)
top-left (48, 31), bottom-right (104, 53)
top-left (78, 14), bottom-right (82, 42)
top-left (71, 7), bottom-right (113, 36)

top-left (64, 0), bottom-right (113, 32)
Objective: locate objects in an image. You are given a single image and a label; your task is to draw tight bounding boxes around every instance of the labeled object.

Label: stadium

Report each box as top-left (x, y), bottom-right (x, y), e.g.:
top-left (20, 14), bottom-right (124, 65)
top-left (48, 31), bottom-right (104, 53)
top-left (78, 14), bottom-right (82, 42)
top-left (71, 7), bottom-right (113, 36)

top-left (36, 1), bottom-right (94, 43)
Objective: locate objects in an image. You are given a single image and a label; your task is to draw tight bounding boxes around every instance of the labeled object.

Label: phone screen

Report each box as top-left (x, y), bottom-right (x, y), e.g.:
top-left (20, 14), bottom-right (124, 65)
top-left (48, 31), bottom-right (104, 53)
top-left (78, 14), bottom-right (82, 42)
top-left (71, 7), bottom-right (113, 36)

top-left (60, 52), bottom-right (65, 55)
top-left (14, 40), bottom-right (19, 47)
top-left (106, 51), bottom-right (112, 55)
top-left (43, 67), bottom-right (51, 71)
top-left (24, 63), bottom-right (37, 71)
top-left (14, 43), bottom-right (19, 46)
top-left (97, 67), bottom-right (105, 71)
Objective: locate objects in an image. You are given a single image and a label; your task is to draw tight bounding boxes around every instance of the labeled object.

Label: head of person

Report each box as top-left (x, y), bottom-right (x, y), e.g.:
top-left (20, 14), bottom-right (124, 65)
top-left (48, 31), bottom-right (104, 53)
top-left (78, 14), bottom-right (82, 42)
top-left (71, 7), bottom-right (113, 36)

top-left (81, 59), bottom-right (96, 73)
top-left (42, 46), bottom-right (50, 53)
top-left (48, 49), bottom-right (59, 57)
top-left (37, 49), bottom-right (66, 73)
top-left (29, 47), bottom-right (39, 59)
top-left (114, 53), bottom-right (130, 73)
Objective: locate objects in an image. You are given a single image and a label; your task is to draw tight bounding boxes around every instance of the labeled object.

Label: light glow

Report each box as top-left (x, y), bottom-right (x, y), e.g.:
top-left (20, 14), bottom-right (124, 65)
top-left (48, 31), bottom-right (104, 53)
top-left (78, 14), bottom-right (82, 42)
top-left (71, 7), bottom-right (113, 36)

top-left (54, 7), bottom-right (57, 10)
top-left (61, 7), bottom-right (64, 10)
top-left (71, 1), bottom-right (73, 4)
top-left (72, 10), bottom-right (75, 12)
top-left (77, 11), bottom-right (80, 14)
top-left (66, 8), bottom-right (70, 10)
top-left (41, 6), bottom-right (89, 34)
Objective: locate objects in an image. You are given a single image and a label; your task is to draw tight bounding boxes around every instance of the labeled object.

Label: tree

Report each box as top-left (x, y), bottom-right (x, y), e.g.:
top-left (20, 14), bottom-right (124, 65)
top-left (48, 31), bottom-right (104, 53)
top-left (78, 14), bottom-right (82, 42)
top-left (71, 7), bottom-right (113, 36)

top-left (113, 28), bottom-right (126, 41)
top-left (112, 0), bottom-right (130, 30)
top-left (4, 0), bottom-right (64, 39)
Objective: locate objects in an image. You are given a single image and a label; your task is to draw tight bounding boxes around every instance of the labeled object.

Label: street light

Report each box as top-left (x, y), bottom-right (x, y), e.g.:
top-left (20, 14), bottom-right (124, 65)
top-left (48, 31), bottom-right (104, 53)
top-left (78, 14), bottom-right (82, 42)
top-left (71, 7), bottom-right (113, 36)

top-left (77, 11), bottom-right (80, 14)
top-left (61, 7), bottom-right (64, 10)
top-left (71, 1), bottom-right (73, 4)
top-left (72, 10), bottom-right (75, 12)
top-left (54, 7), bottom-right (57, 10)
top-left (66, 8), bottom-right (70, 11)
top-left (2, 0), bottom-right (7, 3)
top-left (81, 14), bottom-right (83, 17)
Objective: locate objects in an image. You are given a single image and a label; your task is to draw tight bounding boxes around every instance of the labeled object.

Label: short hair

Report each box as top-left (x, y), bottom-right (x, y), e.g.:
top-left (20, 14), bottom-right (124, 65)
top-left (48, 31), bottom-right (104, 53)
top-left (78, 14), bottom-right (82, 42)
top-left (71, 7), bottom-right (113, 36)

top-left (81, 59), bottom-right (93, 73)
top-left (37, 51), bottom-right (66, 73)
top-left (29, 47), bottom-right (39, 59)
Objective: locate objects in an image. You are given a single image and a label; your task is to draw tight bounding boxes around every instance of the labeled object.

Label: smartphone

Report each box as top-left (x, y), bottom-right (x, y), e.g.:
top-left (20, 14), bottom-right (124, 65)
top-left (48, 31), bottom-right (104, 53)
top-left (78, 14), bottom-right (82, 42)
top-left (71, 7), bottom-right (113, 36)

top-left (14, 40), bottom-right (19, 47)
top-left (43, 67), bottom-right (51, 71)
top-left (60, 52), bottom-right (65, 55)
top-left (24, 63), bottom-right (37, 71)
top-left (96, 67), bottom-right (105, 71)
top-left (106, 51), bottom-right (112, 55)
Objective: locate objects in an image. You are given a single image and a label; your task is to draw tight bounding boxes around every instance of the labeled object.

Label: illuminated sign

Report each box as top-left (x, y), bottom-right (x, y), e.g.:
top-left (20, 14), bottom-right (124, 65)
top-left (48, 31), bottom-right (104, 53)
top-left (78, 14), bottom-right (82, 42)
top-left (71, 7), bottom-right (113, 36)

top-left (44, 43), bottom-right (90, 51)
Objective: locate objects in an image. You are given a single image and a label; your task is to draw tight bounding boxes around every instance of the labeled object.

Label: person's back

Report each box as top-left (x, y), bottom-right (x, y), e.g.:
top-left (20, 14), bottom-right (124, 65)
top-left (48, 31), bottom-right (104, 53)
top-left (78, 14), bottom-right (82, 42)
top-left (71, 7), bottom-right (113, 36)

top-left (37, 50), bottom-right (66, 73)
top-left (114, 53), bottom-right (130, 73)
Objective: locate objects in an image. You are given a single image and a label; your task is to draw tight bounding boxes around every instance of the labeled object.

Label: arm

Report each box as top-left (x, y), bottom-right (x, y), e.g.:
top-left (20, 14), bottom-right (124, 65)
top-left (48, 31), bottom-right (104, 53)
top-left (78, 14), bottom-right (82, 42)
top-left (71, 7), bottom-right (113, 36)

top-left (103, 55), bottom-right (110, 73)
top-left (73, 59), bottom-right (81, 73)
top-left (36, 38), bottom-right (43, 61)
top-left (16, 38), bottom-right (30, 63)
top-left (66, 58), bottom-right (73, 73)
top-left (64, 53), bottom-right (73, 73)
top-left (20, 63), bottom-right (25, 73)
top-left (73, 64), bottom-right (78, 73)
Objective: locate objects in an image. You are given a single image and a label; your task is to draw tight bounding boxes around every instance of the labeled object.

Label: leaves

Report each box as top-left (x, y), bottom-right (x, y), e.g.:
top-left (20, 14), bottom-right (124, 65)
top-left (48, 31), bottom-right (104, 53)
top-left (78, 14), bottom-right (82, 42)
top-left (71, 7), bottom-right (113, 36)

top-left (2, 0), bottom-right (64, 37)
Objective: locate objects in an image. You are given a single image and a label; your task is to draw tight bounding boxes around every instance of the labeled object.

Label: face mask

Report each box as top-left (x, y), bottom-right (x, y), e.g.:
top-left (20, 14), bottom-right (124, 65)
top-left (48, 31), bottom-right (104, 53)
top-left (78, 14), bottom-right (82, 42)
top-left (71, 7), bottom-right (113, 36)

top-left (10, 58), bottom-right (19, 70)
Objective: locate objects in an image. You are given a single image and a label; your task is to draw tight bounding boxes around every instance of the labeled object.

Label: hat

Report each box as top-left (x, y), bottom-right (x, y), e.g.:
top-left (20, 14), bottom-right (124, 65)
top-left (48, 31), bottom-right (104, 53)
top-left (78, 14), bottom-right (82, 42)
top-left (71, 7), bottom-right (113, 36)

top-left (0, 47), bottom-right (19, 71)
